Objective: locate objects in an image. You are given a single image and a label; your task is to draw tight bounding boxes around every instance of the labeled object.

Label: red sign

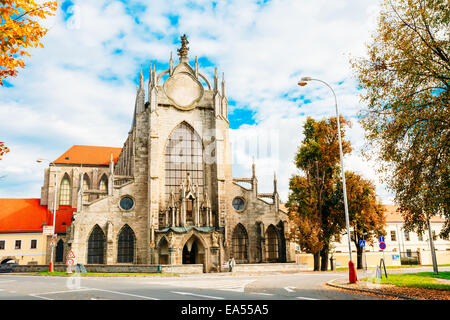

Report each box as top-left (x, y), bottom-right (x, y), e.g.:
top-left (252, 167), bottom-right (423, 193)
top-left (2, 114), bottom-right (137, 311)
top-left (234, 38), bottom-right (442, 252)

top-left (379, 242), bottom-right (386, 250)
top-left (66, 259), bottom-right (74, 266)
top-left (49, 240), bottom-right (56, 247)
top-left (66, 250), bottom-right (75, 259)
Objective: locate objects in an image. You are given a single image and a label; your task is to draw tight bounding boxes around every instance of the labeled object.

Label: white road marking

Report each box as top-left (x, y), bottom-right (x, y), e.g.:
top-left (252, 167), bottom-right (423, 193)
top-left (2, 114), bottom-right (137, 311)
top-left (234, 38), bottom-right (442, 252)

top-left (284, 286), bottom-right (296, 292)
top-left (30, 294), bottom-right (54, 300)
top-left (171, 291), bottom-right (225, 300)
top-left (90, 288), bottom-right (159, 300)
top-left (251, 292), bottom-right (274, 296)
top-left (296, 296), bottom-right (318, 300)
top-left (29, 287), bottom-right (91, 296)
top-left (147, 279), bottom-right (255, 293)
top-left (28, 288), bottom-right (92, 300)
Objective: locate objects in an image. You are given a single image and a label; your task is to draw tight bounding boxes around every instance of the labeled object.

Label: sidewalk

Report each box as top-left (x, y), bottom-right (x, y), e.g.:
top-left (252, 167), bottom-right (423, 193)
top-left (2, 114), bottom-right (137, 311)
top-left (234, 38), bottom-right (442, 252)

top-left (327, 276), bottom-right (450, 300)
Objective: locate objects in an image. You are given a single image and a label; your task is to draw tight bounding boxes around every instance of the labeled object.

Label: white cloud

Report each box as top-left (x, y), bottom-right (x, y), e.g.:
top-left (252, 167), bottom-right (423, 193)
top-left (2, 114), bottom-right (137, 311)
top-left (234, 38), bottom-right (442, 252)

top-left (0, 0), bottom-right (393, 204)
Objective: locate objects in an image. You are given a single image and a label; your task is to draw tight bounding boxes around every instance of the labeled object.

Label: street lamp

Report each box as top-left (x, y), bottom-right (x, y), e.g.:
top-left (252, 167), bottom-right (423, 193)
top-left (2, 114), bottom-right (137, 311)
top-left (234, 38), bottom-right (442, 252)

top-left (37, 158), bottom-right (58, 273)
top-left (298, 77), bottom-right (357, 283)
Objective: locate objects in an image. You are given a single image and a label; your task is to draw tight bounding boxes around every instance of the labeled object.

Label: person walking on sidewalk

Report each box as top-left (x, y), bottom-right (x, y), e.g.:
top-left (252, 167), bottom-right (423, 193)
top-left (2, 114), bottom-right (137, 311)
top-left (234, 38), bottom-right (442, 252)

top-left (230, 257), bottom-right (236, 272)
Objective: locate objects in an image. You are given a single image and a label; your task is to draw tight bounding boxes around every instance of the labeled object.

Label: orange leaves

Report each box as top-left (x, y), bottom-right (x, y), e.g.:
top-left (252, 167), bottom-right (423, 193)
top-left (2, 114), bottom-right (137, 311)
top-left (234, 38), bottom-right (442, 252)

top-left (0, 142), bottom-right (10, 160)
top-left (0, 0), bottom-right (58, 85)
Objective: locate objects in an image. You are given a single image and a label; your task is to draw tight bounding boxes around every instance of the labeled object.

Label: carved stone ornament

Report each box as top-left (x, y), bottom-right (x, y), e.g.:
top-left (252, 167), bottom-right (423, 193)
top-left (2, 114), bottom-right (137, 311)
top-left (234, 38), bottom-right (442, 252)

top-left (211, 232), bottom-right (219, 247)
top-left (163, 71), bottom-right (204, 110)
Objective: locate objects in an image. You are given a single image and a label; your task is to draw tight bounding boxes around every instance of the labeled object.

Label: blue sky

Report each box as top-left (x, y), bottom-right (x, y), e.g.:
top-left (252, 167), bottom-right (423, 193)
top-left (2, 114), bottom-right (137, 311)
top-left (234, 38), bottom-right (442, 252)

top-left (0, 0), bottom-right (394, 203)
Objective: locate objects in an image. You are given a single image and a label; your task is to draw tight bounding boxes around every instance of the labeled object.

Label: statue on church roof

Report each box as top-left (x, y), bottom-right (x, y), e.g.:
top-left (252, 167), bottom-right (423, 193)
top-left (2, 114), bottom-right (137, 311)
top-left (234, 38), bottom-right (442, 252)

top-left (177, 34), bottom-right (189, 62)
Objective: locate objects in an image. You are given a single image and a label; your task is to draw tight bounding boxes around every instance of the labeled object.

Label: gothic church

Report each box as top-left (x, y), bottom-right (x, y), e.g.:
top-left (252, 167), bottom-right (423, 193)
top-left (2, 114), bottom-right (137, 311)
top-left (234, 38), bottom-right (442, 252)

top-left (39, 36), bottom-right (293, 272)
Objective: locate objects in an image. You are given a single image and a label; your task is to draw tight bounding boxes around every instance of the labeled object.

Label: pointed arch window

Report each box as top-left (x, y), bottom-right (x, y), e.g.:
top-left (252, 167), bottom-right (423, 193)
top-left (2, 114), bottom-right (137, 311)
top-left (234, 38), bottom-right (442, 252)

top-left (117, 225), bottom-right (136, 263)
top-left (266, 225), bottom-right (279, 262)
top-left (232, 224), bottom-right (248, 263)
top-left (87, 225), bottom-right (106, 264)
top-left (82, 174), bottom-right (90, 203)
top-left (55, 240), bottom-right (64, 262)
top-left (164, 122), bottom-right (203, 198)
top-left (99, 175), bottom-right (108, 193)
top-left (59, 176), bottom-right (71, 205)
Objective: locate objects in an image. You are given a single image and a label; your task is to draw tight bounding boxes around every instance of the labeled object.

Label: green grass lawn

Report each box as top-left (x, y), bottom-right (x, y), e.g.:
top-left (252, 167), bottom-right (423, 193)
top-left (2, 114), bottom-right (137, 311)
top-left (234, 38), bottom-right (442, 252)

top-left (21, 271), bottom-right (179, 277)
top-left (365, 271), bottom-right (450, 291)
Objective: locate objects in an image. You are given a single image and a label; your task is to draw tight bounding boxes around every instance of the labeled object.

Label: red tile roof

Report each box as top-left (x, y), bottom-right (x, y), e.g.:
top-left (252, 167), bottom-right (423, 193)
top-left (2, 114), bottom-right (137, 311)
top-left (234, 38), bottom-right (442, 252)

top-left (54, 145), bottom-right (122, 166)
top-left (0, 199), bottom-right (75, 234)
top-left (383, 205), bottom-right (446, 223)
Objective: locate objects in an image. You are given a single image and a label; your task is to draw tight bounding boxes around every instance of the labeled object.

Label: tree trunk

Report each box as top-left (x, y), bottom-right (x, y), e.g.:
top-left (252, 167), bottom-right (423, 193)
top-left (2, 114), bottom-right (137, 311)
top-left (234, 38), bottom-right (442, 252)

top-left (313, 252), bottom-right (320, 271)
top-left (356, 245), bottom-right (363, 269)
top-left (320, 245), bottom-right (329, 271)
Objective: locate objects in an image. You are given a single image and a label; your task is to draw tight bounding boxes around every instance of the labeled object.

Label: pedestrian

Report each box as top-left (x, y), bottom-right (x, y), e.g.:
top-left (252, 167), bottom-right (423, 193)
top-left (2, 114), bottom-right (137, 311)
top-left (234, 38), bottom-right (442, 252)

top-left (230, 257), bottom-right (236, 272)
top-left (228, 258), bottom-right (232, 272)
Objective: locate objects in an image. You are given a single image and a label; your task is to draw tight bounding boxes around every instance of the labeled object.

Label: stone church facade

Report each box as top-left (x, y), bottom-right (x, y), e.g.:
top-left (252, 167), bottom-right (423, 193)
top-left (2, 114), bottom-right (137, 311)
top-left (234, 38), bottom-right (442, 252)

top-left (39, 36), bottom-right (293, 272)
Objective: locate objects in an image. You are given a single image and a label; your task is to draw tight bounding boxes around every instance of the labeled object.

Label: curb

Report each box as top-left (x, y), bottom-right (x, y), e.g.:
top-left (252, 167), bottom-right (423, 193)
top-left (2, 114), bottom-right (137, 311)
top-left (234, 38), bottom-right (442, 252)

top-left (326, 278), bottom-right (417, 300)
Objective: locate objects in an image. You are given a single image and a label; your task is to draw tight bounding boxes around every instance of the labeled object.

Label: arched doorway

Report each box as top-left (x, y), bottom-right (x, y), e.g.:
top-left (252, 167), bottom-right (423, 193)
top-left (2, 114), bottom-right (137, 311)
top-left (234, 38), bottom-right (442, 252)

top-left (182, 235), bottom-right (204, 265)
top-left (232, 223), bottom-right (249, 263)
top-left (117, 225), bottom-right (136, 263)
top-left (266, 225), bottom-right (279, 262)
top-left (87, 225), bottom-right (106, 264)
top-left (277, 221), bottom-right (287, 262)
top-left (55, 240), bottom-right (64, 262)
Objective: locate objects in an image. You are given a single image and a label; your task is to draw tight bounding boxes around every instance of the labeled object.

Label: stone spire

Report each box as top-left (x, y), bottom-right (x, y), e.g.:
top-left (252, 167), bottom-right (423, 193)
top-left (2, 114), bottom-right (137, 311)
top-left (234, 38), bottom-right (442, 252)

top-left (252, 157), bottom-right (258, 195)
top-left (221, 72), bottom-right (226, 96)
top-left (214, 67), bottom-right (218, 93)
top-left (148, 61), bottom-right (158, 112)
top-left (273, 171), bottom-right (278, 194)
top-left (177, 34), bottom-right (189, 63)
top-left (195, 56), bottom-right (198, 78)
top-left (169, 52), bottom-right (174, 75)
top-left (139, 64), bottom-right (144, 89)
top-left (135, 66), bottom-right (145, 114)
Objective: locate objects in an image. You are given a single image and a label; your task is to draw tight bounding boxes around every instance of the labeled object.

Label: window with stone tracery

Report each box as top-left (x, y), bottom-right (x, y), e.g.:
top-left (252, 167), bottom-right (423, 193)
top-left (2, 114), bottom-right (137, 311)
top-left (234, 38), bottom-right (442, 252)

top-left (59, 176), bottom-right (71, 205)
top-left (99, 175), bottom-right (107, 193)
top-left (83, 174), bottom-right (90, 203)
top-left (164, 122), bottom-right (203, 199)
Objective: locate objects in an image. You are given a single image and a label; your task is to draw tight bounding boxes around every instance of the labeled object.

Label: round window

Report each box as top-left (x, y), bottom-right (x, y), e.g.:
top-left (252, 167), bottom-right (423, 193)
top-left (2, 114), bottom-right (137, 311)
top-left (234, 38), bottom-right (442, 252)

top-left (232, 197), bottom-right (245, 211)
top-left (119, 196), bottom-right (134, 211)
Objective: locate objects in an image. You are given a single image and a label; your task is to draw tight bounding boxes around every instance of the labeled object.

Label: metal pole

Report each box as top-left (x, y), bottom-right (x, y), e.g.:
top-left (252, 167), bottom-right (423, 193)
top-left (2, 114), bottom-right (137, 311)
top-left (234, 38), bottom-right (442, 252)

top-left (311, 79), bottom-right (352, 263)
top-left (49, 170), bottom-right (57, 272)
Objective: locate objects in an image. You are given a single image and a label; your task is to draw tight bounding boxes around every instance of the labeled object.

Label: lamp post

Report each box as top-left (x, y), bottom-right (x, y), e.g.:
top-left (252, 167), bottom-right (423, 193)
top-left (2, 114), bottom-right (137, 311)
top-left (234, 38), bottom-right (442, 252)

top-left (37, 158), bottom-right (57, 272)
top-left (298, 77), bottom-right (357, 283)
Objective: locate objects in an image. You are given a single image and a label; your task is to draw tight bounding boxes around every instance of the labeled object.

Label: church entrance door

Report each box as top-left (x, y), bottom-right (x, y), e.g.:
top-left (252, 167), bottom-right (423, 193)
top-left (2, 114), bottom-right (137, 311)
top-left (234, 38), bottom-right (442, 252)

top-left (182, 241), bottom-right (197, 264)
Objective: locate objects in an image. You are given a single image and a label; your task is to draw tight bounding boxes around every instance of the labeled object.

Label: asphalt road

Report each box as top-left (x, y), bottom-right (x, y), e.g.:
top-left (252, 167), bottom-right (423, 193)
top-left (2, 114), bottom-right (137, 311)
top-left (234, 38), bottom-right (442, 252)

top-left (0, 270), bottom-right (388, 300)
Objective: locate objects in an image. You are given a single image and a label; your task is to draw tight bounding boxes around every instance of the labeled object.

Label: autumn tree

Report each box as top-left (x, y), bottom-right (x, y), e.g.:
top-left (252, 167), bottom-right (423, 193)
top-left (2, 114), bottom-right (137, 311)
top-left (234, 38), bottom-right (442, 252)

top-left (0, 142), bottom-right (10, 160)
top-left (0, 0), bottom-right (58, 85)
top-left (332, 171), bottom-right (386, 269)
top-left (286, 116), bottom-right (351, 271)
top-left (351, 0), bottom-right (449, 241)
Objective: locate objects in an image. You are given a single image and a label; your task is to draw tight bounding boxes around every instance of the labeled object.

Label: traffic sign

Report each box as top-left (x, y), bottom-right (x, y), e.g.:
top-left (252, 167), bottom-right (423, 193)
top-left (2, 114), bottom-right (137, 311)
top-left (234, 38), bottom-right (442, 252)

top-left (359, 240), bottom-right (365, 247)
top-left (66, 259), bottom-right (74, 266)
top-left (43, 226), bottom-right (53, 236)
top-left (49, 240), bottom-right (56, 247)
top-left (66, 250), bottom-right (75, 259)
top-left (379, 236), bottom-right (385, 243)
top-left (379, 242), bottom-right (386, 250)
